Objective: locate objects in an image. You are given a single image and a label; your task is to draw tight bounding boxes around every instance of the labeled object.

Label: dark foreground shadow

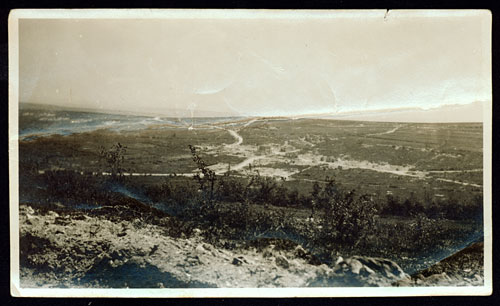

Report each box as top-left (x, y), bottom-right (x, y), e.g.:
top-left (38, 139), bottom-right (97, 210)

top-left (79, 261), bottom-right (217, 288)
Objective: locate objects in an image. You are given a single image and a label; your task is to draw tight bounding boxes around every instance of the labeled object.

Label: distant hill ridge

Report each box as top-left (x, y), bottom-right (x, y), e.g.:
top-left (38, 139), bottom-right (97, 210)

top-left (318, 101), bottom-right (486, 123)
top-left (19, 102), bottom-right (245, 119)
top-left (20, 101), bottom-right (486, 123)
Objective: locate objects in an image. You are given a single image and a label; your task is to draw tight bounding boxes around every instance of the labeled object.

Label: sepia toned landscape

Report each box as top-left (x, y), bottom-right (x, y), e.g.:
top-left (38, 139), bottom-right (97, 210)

top-left (18, 102), bottom-right (484, 288)
top-left (11, 10), bottom-right (491, 294)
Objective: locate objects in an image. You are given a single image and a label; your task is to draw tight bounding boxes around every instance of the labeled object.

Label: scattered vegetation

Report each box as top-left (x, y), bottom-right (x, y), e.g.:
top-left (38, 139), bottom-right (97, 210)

top-left (126, 145), bottom-right (481, 270)
top-left (381, 193), bottom-right (482, 220)
top-left (19, 116), bottom-right (484, 274)
top-left (29, 142), bottom-right (482, 267)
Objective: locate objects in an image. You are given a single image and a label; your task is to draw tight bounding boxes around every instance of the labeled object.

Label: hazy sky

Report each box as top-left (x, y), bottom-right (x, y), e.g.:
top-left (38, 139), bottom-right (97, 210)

top-left (18, 10), bottom-right (491, 117)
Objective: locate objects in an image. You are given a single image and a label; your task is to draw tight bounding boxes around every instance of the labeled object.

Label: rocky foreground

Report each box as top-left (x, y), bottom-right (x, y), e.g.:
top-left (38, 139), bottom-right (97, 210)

top-left (397, 240), bottom-right (484, 287)
top-left (18, 204), bottom-right (483, 288)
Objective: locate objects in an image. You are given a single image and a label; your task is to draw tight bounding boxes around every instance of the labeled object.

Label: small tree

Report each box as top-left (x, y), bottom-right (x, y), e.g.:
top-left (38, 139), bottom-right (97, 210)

top-left (189, 145), bottom-right (217, 206)
top-left (99, 142), bottom-right (128, 178)
top-left (312, 177), bottom-right (378, 248)
top-left (310, 182), bottom-right (322, 218)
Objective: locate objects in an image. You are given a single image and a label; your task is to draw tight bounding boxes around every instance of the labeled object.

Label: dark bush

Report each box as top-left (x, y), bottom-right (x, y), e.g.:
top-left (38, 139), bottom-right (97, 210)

top-left (99, 143), bottom-right (128, 178)
top-left (41, 170), bottom-right (110, 205)
top-left (313, 180), bottom-right (378, 248)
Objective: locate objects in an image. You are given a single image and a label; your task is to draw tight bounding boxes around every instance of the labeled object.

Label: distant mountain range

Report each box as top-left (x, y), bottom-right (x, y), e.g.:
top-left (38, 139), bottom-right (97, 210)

top-left (20, 100), bottom-right (487, 123)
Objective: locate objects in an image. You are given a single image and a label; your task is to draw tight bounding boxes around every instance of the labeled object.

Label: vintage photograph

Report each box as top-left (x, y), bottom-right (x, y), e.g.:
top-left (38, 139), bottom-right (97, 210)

top-left (9, 10), bottom-right (492, 296)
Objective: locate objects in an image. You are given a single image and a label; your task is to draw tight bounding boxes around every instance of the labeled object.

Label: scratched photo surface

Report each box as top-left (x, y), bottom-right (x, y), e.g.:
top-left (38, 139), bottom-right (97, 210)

top-left (11, 10), bottom-right (491, 294)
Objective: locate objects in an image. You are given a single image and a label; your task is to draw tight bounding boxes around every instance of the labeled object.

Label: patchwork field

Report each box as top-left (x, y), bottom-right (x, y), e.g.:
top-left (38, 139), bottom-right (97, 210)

top-left (20, 113), bottom-right (483, 203)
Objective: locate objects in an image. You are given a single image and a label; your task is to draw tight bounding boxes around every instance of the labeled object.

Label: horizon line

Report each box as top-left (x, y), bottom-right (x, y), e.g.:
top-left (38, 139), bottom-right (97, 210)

top-left (19, 100), bottom-right (487, 122)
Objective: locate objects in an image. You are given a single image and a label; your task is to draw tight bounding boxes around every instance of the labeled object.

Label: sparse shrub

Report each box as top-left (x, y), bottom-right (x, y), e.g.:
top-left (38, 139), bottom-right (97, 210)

top-left (41, 170), bottom-right (109, 206)
top-left (249, 206), bottom-right (292, 238)
top-left (189, 145), bottom-right (217, 206)
top-left (216, 175), bottom-right (246, 203)
top-left (382, 191), bottom-right (482, 221)
top-left (411, 213), bottom-right (442, 247)
top-left (99, 143), bottom-right (128, 178)
top-left (201, 201), bottom-right (254, 244)
top-left (378, 213), bottom-right (449, 256)
top-left (143, 179), bottom-right (172, 203)
top-left (247, 172), bottom-right (275, 204)
top-left (144, 178), bottom-right (199, 207)
top-left (311, 177), bottom-right (378, 249)
top-left (287, 188), bottom-right (300, 207)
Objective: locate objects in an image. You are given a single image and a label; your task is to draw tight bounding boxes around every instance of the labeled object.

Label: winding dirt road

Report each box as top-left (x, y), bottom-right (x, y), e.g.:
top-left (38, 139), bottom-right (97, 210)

top-left (227, 129), bottom-right (243, 146)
